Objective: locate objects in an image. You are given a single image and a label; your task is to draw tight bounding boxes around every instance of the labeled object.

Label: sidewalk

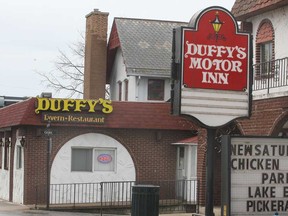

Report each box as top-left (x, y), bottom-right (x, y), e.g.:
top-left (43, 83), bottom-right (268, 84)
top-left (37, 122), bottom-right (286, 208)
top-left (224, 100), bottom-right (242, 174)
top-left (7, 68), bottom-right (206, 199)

top-left (0, 199), bottom-right (193, 216)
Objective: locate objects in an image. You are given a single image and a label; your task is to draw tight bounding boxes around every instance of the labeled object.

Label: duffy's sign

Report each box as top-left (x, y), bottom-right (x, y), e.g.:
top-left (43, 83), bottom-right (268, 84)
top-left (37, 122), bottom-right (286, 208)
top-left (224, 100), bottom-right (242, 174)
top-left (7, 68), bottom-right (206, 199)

top-left (171, 6), bottom-right (251, 127)
top-left (182, 13), bottom-right (248, 91)
top-left (35, 97), bottom-right (113, 124)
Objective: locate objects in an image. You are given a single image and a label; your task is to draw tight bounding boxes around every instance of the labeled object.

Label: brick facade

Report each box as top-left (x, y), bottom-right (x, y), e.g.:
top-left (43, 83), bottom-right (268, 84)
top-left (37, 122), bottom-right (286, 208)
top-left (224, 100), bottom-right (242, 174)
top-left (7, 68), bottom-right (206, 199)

top-left (83, 10), bottom-right (109, 99)
top-left (22, 126), bottom-right (192, 204)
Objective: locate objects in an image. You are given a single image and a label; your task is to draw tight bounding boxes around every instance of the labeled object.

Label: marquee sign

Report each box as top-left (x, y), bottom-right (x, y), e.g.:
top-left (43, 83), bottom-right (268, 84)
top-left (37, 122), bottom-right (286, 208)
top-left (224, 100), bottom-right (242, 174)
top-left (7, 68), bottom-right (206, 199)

top-left (222, 136), bottom-right (288, 216)
top-left (171, 6), bottom-right (252, 127)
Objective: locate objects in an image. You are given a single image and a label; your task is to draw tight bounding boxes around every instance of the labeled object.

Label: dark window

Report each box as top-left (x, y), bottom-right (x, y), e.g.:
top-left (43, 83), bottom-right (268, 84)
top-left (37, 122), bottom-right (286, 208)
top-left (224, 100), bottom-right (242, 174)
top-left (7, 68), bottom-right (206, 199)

top-left (118, 82), bottom-right (122, 101)
top-left (4, 143), bottom-right (9, 170)
top-left (260, 42), bottom-right (273, 74)
top-left (124, 80), bottom-right (128, 101)
top-left (148, 79), bottom-right (164, 101)
top-left (16, 146), bottom-right (22, 169)
top-left (71, 148), bottom-right (93, 172)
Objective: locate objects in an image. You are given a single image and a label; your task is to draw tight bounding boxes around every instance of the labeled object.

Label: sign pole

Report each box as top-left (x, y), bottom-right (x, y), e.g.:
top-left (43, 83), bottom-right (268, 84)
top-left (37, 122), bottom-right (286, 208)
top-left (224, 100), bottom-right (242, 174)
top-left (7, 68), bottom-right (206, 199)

top-left (45, 122), bottom-right (53, 209)
top-left (206, 128), bottom-right (216, 216)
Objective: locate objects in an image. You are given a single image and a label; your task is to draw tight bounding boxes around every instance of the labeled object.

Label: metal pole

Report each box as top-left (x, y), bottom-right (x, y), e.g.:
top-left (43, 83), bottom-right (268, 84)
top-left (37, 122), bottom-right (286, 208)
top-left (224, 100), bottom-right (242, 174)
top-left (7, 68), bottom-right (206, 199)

top-left (205, 128), bottom-right (216, 216)
top-left (46, 136), bottom-right (51, 209)
top-left (46, 121), bottom-right (52, 210)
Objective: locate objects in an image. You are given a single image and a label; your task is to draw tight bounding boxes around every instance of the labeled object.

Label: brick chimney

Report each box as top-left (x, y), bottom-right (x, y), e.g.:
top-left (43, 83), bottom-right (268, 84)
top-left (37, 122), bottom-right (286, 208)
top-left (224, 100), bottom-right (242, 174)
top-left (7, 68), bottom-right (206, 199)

top-left (83, 9), bottom-right (109, 99)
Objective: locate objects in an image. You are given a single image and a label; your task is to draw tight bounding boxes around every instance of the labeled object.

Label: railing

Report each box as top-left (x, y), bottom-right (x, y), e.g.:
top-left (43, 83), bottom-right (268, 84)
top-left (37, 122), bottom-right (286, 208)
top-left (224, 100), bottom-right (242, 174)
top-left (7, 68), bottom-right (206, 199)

top-left (37, 179), bottom-right (199, 214)
top-left (253, 57), bottom-right (288, 93)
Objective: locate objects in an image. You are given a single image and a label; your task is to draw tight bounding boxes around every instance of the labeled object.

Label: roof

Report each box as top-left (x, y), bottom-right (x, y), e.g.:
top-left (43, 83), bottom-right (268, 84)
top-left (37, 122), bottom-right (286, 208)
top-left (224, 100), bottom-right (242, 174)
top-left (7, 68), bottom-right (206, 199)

top-left (0, 97), bottom-right (195, 131)
top-left (0, 96), bottom-right (28, 108)
top-left (231, 0), bottom-right (288, 20)
top-left (172, 136), bottom-right (198, 145)
top-left (107, 18), bottom-right (187, 78)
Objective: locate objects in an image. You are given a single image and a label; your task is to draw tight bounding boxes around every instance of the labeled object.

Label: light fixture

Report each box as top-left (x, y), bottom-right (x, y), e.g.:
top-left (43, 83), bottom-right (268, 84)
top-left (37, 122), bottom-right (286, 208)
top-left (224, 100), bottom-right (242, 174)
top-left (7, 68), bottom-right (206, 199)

top-left (20, 137), bottom-right (26, 147)
top-left (210, 11), bottom-right (223, 41)
top-left (4, 131), bottom-right (12, 148)
top-left (5, 138), bottom-right (11, 148)
top-left (0, 132), bottom-right (4, 147)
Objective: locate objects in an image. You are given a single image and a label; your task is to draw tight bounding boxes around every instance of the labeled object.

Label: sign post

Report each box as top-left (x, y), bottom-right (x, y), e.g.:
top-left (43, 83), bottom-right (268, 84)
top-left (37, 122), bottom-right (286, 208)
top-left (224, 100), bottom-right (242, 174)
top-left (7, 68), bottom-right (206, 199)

top-left (171, 6), bottom-right (251, 216)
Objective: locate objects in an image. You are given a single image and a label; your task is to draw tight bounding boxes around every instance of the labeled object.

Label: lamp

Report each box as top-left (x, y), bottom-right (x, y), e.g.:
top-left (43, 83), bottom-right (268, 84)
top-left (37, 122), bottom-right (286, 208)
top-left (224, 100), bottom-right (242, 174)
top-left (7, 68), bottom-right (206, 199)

top-left (4, 131), bottom-right (11, 148)
top-left (0, 132), bottom-right (4, 147)
top-left (210, 11), bottom-right (223, 41)
top-left (17, 128), bottom-right (26, 147)
top-left (20, 137), bottom-right (26, 147)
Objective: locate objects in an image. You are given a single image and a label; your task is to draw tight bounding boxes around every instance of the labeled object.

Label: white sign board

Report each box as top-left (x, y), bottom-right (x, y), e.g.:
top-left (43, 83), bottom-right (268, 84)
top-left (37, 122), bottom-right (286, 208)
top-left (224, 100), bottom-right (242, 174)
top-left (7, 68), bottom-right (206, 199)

top-left (230, 137), bottom-right (288, 215)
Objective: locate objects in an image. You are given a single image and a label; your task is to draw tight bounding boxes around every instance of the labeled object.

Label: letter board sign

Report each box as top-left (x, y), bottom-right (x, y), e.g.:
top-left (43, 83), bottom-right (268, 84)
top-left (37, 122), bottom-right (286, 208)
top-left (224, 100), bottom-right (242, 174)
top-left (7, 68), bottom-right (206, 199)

top-left (171, 6), bottom-right (252, 127)
top-left (221, 136), bottom-right (288, 215)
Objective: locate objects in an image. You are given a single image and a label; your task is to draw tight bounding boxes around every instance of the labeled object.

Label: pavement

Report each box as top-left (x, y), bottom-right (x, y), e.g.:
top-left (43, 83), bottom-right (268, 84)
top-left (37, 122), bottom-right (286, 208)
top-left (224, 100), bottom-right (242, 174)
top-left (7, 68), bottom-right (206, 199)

top-left (0, 199), bottom-right (194, 216)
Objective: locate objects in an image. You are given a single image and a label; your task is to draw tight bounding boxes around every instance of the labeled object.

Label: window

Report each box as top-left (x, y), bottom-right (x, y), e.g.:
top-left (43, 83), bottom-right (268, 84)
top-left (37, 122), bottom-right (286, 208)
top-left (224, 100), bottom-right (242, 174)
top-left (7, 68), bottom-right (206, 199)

top-left (260, 42), bottom-right (273, 74)
top-left (71, 148), bottom-right (93, 172)
top-left (255, 20), bottom-right (274, 77)
top-left (94, 149), bottom-right (116, 172)
top-left (124, 80), bottom-right (128, 101)
top-left (71, 148), bottom-right (116, 172)
top-left (148, 79), bottom-right (164, 101)
top-left (4, 142), bottom-right (9, 170)
top-left (118, 81), bottom-right (122, 101)
top-left (16, 146), bottom-right (22, 169)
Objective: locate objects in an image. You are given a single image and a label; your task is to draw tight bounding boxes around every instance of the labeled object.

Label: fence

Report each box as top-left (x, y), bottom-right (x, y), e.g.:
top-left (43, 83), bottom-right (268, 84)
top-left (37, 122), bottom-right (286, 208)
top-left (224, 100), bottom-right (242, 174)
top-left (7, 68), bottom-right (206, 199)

top-left (36, 179), bottom-right (199, 214)
top-left (253, 57), bottom-right (288, 92)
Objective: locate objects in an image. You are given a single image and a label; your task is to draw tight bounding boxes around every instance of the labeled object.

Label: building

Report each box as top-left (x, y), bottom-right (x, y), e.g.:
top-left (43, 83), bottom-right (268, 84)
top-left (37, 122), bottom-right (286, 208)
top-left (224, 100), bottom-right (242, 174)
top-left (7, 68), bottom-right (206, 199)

top-left (1, 1), bottom-right (288, 215)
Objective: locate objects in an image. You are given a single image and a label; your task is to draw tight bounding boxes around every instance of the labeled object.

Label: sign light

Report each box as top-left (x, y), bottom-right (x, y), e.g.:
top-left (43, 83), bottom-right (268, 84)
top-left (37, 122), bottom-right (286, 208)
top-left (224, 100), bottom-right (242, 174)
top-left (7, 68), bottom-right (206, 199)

top-left (171, 6), bottom-right (252, 127)
top-left (97, 154), bottom-right (113, 164)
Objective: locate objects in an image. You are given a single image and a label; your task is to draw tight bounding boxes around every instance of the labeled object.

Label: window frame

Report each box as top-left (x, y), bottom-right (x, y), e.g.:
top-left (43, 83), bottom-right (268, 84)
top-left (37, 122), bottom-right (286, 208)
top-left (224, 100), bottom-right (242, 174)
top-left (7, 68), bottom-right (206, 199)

top-left (147, 79), bottom-right (165, 101)
top-left (94, 148), bottom-right (116, 172)
top-left (16, 145), bottom-right (22, 169)
top-left (71, 147), bottom-right (117, 173)
top-left (71, 148), bottom-right (93, 172)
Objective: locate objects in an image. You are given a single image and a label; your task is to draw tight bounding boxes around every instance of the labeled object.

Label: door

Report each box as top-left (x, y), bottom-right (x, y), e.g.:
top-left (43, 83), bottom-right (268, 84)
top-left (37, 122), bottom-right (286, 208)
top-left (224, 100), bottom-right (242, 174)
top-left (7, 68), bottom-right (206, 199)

top-left (176, 145), bottom-right (197, 201)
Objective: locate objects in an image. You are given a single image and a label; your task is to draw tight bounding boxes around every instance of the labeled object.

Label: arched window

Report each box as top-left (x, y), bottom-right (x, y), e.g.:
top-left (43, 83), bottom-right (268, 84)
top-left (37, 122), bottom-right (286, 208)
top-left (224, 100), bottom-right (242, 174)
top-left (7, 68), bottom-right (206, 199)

top-left (255, 19), bottom-right (275, 77)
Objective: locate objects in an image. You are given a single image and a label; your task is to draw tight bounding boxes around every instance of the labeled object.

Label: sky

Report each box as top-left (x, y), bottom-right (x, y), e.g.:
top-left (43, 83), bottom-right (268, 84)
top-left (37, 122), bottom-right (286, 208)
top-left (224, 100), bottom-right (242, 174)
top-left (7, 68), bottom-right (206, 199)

top-left (0, 0), bottom-right (234, 98)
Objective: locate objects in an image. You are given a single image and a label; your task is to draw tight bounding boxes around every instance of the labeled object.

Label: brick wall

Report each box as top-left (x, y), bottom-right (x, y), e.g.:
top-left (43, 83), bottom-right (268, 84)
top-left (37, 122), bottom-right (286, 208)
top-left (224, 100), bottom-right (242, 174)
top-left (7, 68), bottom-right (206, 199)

top-left (23, 126), bottom-right (192, 204)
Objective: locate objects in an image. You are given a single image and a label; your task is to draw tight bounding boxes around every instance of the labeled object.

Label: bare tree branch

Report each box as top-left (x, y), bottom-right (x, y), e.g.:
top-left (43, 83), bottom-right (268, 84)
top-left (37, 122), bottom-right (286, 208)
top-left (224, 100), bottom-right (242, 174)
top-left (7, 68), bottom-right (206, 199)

top-left (37, 33), bottom-right (110, 99)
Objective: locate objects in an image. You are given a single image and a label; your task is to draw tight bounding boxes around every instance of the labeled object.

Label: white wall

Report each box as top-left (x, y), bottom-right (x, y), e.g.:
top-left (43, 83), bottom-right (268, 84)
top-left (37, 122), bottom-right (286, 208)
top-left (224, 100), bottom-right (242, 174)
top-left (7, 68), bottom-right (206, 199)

top-left (109, 48), bottom-right (171, 102)
top-left (12, 140), bottom-right (24, 204)
top-left (50, 133), bottom-right (136, 184)
top-left (0, 139), bottom-right (10, 200)
top-left (109, 48), bottom-right (127, 101)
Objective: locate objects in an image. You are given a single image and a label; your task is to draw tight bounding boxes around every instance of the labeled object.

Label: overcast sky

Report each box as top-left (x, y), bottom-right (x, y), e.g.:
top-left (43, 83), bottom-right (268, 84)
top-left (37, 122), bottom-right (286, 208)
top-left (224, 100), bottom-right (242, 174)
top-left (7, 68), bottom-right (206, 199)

top-left (0, 0), bottom-right (234, 98)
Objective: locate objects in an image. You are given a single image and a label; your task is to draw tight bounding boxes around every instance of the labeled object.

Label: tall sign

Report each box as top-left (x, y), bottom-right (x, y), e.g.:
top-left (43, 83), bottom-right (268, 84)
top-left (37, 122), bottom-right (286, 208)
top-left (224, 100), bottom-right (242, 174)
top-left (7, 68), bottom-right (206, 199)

top-left (172, 6), bottom-right (252, 128)
top-left (222, 136), bottom-right (288, 216)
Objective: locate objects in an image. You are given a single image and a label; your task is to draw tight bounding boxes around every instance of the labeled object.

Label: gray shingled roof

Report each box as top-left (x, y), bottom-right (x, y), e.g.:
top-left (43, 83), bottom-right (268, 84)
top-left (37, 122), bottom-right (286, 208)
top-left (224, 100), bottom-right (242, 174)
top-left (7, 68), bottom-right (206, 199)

top-left (115, 18), bottom-right (187, 77)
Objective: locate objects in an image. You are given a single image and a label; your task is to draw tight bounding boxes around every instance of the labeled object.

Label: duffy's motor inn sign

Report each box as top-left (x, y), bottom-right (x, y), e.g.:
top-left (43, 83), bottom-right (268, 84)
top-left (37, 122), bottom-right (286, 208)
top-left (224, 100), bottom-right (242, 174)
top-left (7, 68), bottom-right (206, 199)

top-left (35, 97), bottom-right (113, 124)
top-left (222, 136), bottom-right (288, 216)
top-left (171, 6), bottom-right (252, 127)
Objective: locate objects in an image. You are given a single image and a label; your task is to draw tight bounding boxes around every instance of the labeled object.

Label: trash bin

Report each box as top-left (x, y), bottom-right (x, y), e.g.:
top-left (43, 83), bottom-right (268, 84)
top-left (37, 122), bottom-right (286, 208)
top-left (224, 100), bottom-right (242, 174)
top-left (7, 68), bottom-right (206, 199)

top-left (131, 185), bottom-right (160, 216)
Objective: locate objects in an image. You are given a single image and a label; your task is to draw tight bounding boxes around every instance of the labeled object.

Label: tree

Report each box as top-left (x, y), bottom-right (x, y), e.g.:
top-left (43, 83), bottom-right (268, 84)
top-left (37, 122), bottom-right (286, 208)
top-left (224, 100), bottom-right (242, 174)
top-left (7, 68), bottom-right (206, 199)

top-left (37, 34), bottom-right (110, 99)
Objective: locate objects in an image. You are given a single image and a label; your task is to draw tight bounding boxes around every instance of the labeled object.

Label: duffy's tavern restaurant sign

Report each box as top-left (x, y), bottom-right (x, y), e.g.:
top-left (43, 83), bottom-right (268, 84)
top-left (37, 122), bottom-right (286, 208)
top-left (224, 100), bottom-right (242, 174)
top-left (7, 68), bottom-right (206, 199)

top-left (172, 6), bottom-right (251, 127)
top-left (35, 97), bottom-right (113, 124)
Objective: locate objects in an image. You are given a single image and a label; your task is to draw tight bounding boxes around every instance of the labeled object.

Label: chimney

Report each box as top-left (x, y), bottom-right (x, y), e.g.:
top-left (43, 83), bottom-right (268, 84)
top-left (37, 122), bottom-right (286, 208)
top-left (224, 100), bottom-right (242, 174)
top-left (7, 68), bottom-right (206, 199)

top-left (84, 9), bottom-right (109, 99)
